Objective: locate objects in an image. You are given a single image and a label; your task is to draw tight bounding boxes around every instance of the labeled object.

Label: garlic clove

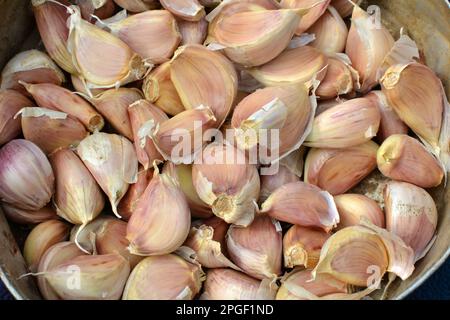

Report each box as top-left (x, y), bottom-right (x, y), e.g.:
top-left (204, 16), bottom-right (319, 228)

top-left (118, 168), bottom-right (153, 221)
top-left (128, 99), bottom-right (169, 170)
top-left (377, 134), bottom-right (444, 188)
top-left (304, 141), bottom-right (379, 195)
top-left (0, 50), bottom-right (65, 93)
top-left (316, 98), bottom-right (347, 116)
top-left (384, 181), bottom-right (438, 261)
top-left (0, 139), bottom-right (54, 210)
top-left (331, 0), bottom-right (361, 18)
top-left (105, 10), bottom-right (182, 65)
top-left (49, 148), bottom-right (104, 227)
top-left (170, 44), bottom-right (238, 127)
top-left (123, 254), bottom-right (204, 300)
top-left (1, 203), bottom-right (57, 225)
top-left (70, 215), bottom-right (114, 254)
top-left (201, 268), bottom-right (277, 300)
top-left (75, 0), bottom-right (116, 23)
top-left (21, 82), bottom-right (104, 133)
top-left (91, 88), bottom-right (143, 141)
top-left (261, 181), bottom-right (340, 232)
top-left (279, 0), bottom-right (331, 35)
top-left (112, 0), bottom-right (158, 12)
top-left (345, 5), bottom-right (395, 93)
top-left (142, 62), bottom-right (186, 116)
top-left (199, 216), bottom-right (229, 247)
top-left (71, 74), bottom-right (107, 98)
top-left (305, 98), bottom-right (381, 149)
top-left (192, 142), bottom-right (260, 227)
top-left (283, 225), bottom-right (330, 269)
top-left (160, 0), bottom-right (206, 22)
top-left (178, 18), bottom-right (208, 45)
top-left (248, 46), bottom-right (328, 86)
top-left (306, 6), bottom-right (348, 54)
top-left (77, 133), bottom-right (138, 219)
top-left (32, 0), bottom-right (77, 74)
top-left (316, 57), bottom-right (354, 100)
top-left (0, 90), bottom-right (34, 145)
top-left (20, 107), bottom-right (88, 155)
top-left (45, 253), bottom-right (130, 300)
top-left (23, 219), bottom-right (70, 273)
top-left (279, 146), bottom-right (307, 178)
top-left (227, 216), bottom-right (283, 279)
top-left (126, 165), bottom-right (191, 256)
top-left (259, 165), bottom-right (300, 203)
top-left (334, 194), bottom-right (385, 230)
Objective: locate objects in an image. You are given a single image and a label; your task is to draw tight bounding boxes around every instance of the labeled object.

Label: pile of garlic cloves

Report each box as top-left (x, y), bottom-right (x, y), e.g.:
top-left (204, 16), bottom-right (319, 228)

top-left (0, 0), bottom-right (448, 300)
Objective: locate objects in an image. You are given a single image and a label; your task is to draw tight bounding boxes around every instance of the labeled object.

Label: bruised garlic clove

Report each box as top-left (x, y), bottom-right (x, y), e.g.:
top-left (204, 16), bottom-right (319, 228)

top-left (316, 58), bottom-right (354, 99)
top-left (227, 216), bottom-right (282, 279)
top-left (128, 99), bottom-right (168, 169)
top-left (143, 62), bottom-right (185, 116)
top-left (75, 0), bottom-right (116, 23)
top-left (377, 135), bottom-right (444, 188)
top-left (170, 45), bottom-right (238, 126)
top-left (346, 5), bottom-right (395, 93)
top-left (44, 253), bottom-right (130, 300)
top-left (192, 143), bottom-right (260, 227)
top-left (0, 50), bottom-right (65, 93)
top-left (20, 107), bottom-right (88, 155)
top-left (259, 165), bottom-right (300, 203)
top-left (334, 194), bottom-right (385, 230)
top-left (77, 133), bottom-right (138, 218)
top-left (304, 141), bottom-right (379, 195)
top-left (384, 181), bottom-right (438, 261)
top-left (23, 220), bottom-right (70, 272)
top-left (0, 90), bottom-right (34, 145)
top-left (178, 18), bottom-right (208, 45)
top-left (118, 168), bottom-right (153, 221)
top-left (261, 182), bottom-right (339, 232)
top-left (123, 254), bottom-right (204, 300)
top-left (126, 166), bottom-right (191, 256)
top-left (112, 0), bottom-right (157, 12)
top-left (160, 0), bottom-right (206, 22)
top-left (280, 0), bottom-right (331, 35)
top-left (21, 82), bottom-right (104, 133)
top-left (0, 203), bottom-right (57, 225)
top-left (248, 46), bottom-right (328, 86)
top-left (331, 0), bottom-right (361, 18)
top-left (305, 98), bottom-right (381, 149)
top-left (91, 88), bottom-right (143, 141)
top-left (0, 140), bottom-right (54, 210)
top-left (283, 225), bottom-right (330, 269)
top-left (201, 268), bottom-right (277, 300)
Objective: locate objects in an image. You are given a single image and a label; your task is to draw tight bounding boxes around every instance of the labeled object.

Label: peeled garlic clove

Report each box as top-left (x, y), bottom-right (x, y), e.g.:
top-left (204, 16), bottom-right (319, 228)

top-left (91, 88), bottom-right (143, 141)
top-left (334, 194), bottom-right (385, 230)
top-left (170, 44), bottom-right (238, 126)
top-left (377, 135), bottom-right (444, 188)
top-left (32, 0), bottom-right (76, 74)
top-left (305, 98), bottom-right (381, 149)
top-left (307, 6), bottom-right (348, 54)
top-left (20, 107), bottom-right (88, 155)
top-left (112, 0), bottom-right (157, 12)
top-left (128, 99), bottom-right (169, 169)
top-left (227, 216), bottom-right (282, 279)
top-left (0, 140), bottom-right (54, 210)
top-left (381, 63), bottom-right (444, 149)
top-left (0, 50), bottom-right (65, 93)
top-left (280, 0), bottom-right (331, 35)
top-left (67, 6), bottom-right (147, 89)
top-left (118, 168), bottom-right (153, 221)
top-left (23, 220), bottom-right (70, 273)
top-left (105, 10), bottom-right (181, 64)
top-left (0, 90), bottom-right (33, 145)
top-left (248, 46), bottom-right (328, 86)
top-left (123, 254), bottom-right (204, 300)
top-left (346, 5), bottom-right (395, 93)
top-left (304, 141), bottom-right (379, 195)
top-left (192, 143), bottom-right (260, 227)
top-left (316, 57), bottom-right (354, 99)
top-left (261, 182), bottom-right (339, 232)
top-left (331, 0), bottom-right (361, 18)
top-left (45, 253), bottom-right (130, 300)
top-left (283, 225), bottom-right (330, 269)
top-left (365, 91), bottom-right (408, 142)
top-left (75, 0), bottom-right (116, 22)
top-left (384, 181), bottom-right (438, 261)
top-left (201, 268), bottom-right (277, 300)
top-left (21, 82), bottom-right (104, 132)
top-left (259, 165), bottom-right (300, 203)
top-left (127, 166), bottom-right (191, 256)
top-left (77, 133), bottom-right (138, 218)
top-left (1, 203), bottom-right (57, 225)
top-left (143, 62), bottom-right (185, 116)
top-left (37, 242), bottom-right (86, 300)
top-left (178, 18), bottom-right (208, 45)
top-left (160, 0), bottom-right (205, 22)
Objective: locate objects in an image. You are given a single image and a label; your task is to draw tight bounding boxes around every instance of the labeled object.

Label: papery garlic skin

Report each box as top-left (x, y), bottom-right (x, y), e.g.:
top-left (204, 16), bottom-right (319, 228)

top-left (1, 203), bottom-right (57, 225)
top-left (377, 134), bottom-right (444, 188)
top-left (160, 0), bottom-right (206, 22)
top-left (0, 140), bottom-right (54, 211)
top-left (123, 254), bottom-right (204, 300)
top-left (178, 18), bottom-right (208, 45)
top-left (118, 168), bottom-right (153, 221)
top-left (384, 181), bottom-right (438, 261)
top-left (75, 0), bottom-right (116, 23)
top-left (334, 194), bottom-right (385, 230)
top-left (316, 57), bottom-right (354, 99)
top-left (113, 0), bottom-right (157, 12)
top-left (70, 215), bottom-right (114, 254)
top-left (259, 165), bottom-right (300, 203)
